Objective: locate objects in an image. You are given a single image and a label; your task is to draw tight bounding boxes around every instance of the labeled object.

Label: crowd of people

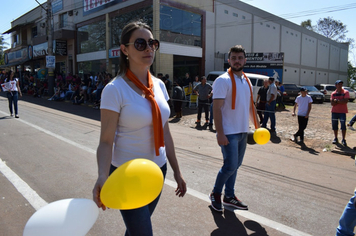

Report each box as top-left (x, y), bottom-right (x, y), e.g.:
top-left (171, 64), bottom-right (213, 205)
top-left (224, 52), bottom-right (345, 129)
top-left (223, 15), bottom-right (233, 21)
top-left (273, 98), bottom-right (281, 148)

top-left (1, 71), bottom-right (112, 109)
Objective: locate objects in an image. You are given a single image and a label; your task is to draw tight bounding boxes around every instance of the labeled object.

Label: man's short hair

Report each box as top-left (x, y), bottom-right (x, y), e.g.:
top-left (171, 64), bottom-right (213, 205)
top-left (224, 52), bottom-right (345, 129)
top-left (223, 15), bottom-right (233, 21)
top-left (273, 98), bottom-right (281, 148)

top-left (228, 45), bottom-right (246, 58)
top-left (268, 77), bottom-right (275, 82)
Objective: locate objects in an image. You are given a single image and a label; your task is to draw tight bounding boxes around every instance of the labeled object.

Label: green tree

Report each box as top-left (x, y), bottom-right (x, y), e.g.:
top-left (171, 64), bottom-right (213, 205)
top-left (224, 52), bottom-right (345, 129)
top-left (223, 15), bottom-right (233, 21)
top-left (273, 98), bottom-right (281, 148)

top-left (0, 34), bottom-right (9, 65)
top-left (347, 61), bottom-right (356, 88)
top-left (300, 19), bottom-right (314, 31)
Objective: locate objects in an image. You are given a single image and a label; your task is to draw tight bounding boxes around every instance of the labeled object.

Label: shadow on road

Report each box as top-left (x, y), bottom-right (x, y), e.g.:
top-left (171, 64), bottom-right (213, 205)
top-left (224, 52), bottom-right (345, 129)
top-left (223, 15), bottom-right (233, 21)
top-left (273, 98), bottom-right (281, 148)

top-left (298, 142), bottom-right (320, 155)
top-left (209, 206), bottom-right (268, 236)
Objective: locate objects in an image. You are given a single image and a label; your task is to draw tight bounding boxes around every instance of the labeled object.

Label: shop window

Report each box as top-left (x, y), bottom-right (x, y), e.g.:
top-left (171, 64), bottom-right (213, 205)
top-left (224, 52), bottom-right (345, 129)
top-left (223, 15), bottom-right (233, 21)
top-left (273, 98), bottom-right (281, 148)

top-left (77, 20), bottom-right (106, 54)
top-left (160, 5), bottom-right (202, 47)
top-left (110, 6), bottom-right (153, 49)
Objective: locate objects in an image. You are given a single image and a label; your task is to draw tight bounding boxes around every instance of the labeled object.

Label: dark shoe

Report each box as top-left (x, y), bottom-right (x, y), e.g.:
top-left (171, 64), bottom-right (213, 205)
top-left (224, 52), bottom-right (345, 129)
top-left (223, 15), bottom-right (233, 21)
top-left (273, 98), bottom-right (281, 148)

top-left (15, 115), bottom-right (19, 118)
top-left (341, 139), bottom-right (347, 147)
top-left (209, 192), bottom-right (223, 212)
top-left (332, 138), bottom-right (338, 144)
top-left (223, 195), bottom-right (248, 210)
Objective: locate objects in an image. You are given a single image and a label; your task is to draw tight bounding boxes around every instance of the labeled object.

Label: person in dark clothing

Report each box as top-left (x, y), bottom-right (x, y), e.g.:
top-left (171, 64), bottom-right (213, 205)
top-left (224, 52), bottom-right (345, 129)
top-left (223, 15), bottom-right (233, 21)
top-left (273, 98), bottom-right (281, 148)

top-left (255, 79), bottom-right (269, 124)
top-left (193, 76), bottom-right (213, 126)
top-left (172, 82), bottom-right (184, 118)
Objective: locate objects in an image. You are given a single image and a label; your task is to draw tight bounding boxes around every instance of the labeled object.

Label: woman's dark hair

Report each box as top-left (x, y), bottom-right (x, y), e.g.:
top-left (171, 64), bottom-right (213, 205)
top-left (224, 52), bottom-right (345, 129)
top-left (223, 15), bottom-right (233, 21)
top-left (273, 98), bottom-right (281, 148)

top-left (118, 21), bottom-right (153, 76)
top-left (6, 70), bottom-right (13, 80)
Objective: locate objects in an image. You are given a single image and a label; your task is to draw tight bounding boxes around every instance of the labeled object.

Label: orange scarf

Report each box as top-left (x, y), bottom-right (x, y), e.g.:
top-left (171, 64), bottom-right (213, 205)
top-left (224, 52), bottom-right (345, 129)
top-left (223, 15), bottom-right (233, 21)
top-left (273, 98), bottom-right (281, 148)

top-left (125, 69), bottom-right (164, 156)
top-left (227, 67), bottom-right (258, 128)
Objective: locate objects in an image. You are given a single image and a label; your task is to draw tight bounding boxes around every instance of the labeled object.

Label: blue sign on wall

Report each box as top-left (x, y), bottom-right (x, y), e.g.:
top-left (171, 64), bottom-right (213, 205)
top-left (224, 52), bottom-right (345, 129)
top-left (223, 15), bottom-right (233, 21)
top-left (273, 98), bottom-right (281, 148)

top-left (83, 0), bottom-right (125, 16)
top-left (52, 0), bottom-right (63, 14)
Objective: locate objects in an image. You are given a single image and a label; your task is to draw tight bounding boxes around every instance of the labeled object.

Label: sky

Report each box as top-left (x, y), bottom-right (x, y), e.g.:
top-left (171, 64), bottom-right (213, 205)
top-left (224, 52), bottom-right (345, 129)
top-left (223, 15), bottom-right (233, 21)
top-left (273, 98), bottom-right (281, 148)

top-left (1, 0), bottom-right (355, 65)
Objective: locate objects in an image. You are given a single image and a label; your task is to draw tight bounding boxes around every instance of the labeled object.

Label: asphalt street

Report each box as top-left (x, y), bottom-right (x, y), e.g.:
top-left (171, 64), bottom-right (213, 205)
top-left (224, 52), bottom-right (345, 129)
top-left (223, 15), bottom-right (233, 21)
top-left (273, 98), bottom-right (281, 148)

top-left (0, 94), bottom-right (355, 236)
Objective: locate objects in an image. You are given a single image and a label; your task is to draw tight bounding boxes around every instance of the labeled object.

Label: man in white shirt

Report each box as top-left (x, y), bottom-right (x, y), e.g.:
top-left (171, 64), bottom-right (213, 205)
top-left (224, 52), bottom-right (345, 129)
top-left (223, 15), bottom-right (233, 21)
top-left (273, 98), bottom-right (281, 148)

top-left (209, 45), bottom-right (259, 212)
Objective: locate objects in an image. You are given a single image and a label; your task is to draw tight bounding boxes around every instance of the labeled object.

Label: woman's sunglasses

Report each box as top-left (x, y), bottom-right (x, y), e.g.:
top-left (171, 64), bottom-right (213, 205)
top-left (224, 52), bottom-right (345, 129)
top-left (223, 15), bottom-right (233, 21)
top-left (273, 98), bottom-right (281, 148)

top-left (126, 38), bottom-right (160, 51)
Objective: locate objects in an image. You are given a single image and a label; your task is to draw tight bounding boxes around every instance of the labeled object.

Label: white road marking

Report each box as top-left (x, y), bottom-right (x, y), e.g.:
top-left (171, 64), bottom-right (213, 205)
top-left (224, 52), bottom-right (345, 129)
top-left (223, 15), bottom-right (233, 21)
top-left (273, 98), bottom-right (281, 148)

top-left (0, 111), bottom-right (312, 235)
top-left (0, 159), bottom-right (48, 210)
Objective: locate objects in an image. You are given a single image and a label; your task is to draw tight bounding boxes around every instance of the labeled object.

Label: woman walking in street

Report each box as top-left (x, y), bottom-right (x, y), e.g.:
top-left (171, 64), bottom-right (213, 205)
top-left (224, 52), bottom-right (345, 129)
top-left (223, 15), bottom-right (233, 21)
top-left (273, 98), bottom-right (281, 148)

top-left (92, 21), bottom-right (186, 236)
top-left (4, 71), bottom-right (22, 118)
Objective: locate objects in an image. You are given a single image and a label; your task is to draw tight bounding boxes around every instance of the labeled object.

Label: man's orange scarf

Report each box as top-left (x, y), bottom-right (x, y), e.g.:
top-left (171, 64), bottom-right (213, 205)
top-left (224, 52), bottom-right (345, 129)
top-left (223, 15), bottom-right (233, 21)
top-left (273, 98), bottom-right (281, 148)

top-left (126, 69), bottom-right (164, 156)
top-left (227, 67), bottom-right (258, 128)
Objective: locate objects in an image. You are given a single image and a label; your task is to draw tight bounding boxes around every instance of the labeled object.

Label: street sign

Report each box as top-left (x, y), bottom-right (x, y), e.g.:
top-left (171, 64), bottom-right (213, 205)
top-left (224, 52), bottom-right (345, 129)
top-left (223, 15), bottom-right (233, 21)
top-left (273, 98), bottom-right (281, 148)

top-left (46, 56), bottom-right (55, 69)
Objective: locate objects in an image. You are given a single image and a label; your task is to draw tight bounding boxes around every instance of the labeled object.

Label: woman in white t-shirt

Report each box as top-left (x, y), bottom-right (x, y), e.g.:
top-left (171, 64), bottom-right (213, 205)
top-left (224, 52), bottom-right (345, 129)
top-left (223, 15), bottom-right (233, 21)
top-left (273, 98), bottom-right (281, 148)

top-left (92, 21), bottom-right (186, 235)
top-left (4, 71), bottom-right (22, 118)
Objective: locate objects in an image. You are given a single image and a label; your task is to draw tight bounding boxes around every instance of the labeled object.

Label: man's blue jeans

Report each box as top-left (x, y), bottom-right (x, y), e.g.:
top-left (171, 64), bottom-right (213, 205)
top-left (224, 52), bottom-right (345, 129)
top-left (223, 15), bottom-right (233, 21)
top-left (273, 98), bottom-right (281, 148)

top-left (213, 133), bottom-right (247, 198)
top-left (109, 163), bottom-right (167, 236)
top-left (7, 91), bottom-right (18, 115)
top-left (336, 190), bottom-right (356, 236)
top-left (262, 100), bottom-right (276, 131)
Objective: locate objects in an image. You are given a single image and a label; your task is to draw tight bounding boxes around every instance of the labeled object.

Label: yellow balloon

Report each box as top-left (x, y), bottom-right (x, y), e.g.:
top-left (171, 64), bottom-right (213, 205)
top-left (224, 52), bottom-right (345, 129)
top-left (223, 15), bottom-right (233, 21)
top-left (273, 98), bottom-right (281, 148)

top-left (100, 159), bottom-right (164, 210)
top-left (253, 128), bottom-right (270, 145)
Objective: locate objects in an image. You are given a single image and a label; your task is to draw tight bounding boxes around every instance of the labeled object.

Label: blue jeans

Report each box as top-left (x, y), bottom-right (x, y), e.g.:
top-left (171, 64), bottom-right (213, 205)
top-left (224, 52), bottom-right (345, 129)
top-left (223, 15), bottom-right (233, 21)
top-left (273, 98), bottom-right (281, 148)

top-left (213, 133), bottom-right (247, 198)
top-left (336, 191), bottom-right (356, 236)
top-left (348, 114), bottom-right (356, 127)
top-left (332, 113), bottom-right (346, 131)
top-left (7, 91), bottom-right (18, 115)
top-left (109, 163), bottom-right (167, 236)
top-left (262, 100), bottom-right (276, 131)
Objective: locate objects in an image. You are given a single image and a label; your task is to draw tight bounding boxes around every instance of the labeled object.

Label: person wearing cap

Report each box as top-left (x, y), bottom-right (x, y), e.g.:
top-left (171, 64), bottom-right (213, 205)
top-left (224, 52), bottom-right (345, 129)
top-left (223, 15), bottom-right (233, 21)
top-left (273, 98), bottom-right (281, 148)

top-left (291, 87), bottom-right (313, 143)
top-left (331, 80), bottom-right (349, 146)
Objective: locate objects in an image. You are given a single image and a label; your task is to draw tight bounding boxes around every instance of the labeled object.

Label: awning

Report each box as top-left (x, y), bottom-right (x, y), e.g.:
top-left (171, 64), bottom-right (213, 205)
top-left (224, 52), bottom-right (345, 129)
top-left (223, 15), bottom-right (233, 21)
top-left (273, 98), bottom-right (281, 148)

top-left (3, 22), bottom-right (35, 34)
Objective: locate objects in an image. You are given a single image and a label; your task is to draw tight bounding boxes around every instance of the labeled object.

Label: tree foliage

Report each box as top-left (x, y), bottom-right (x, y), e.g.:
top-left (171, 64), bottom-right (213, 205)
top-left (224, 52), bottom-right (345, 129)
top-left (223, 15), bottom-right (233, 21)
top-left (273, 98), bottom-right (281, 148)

top-left (300, 17), bottom-right (351, 43)
top-left (0, 35), bottom-right (9, 65)
top-left (348, 61), bottom-right (356, 88)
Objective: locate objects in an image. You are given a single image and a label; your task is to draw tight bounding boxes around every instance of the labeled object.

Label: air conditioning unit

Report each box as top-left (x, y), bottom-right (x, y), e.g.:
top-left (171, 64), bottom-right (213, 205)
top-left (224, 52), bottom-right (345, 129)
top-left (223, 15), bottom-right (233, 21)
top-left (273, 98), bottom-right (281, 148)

top-left (40, 22), bottom-right (46, 28)
top-left (68, 10), bottom-right (73, 16)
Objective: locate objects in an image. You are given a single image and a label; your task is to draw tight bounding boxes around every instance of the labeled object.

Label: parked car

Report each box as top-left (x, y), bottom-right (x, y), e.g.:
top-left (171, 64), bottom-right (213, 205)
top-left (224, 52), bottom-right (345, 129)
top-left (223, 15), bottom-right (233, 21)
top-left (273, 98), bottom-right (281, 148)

top-left (206, 71), bottom-right (269, 102)
top-left (282, 83), bottom-right (300, 104)
top-left (300, 85), bottom-right (325, 103)
top-left (314, 84), bottom-right (336, 101)
top-left (343, 86), bottom-right (355, 102)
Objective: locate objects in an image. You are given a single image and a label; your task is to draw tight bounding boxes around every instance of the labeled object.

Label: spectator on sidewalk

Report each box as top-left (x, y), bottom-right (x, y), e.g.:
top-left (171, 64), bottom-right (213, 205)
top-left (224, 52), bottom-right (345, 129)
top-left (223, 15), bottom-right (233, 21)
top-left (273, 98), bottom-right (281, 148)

top-left (210, 45), bottom-right (259, 212)
top-left (331, 80), bottom-right (349, 146)
top-left (255, 79), bottom-right (269, 124)
top-left (193, 76), bottom-right (212, 126)
top-left (291, 87), bottom-right (313, 143)
top-left (262, 77), bottom-right (278, 133)
top-left (172, 81), bottom-right (184, 118)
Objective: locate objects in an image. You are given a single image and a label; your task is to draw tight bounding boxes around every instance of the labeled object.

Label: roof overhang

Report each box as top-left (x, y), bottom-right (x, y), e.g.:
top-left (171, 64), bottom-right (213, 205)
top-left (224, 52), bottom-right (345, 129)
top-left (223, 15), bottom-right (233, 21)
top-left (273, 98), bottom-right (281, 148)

top-left (3, 22), bottom-right (35, 34)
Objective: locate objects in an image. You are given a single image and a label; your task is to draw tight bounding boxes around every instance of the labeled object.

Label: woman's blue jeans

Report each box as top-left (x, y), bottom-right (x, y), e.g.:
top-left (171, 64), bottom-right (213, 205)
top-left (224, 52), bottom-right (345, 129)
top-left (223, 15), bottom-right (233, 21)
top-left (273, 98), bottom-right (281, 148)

top-left (336, 190), bottom-right (356, 236)
top-left (109, 163), bottom-right (167, 236)
top-left (7, 91), bottom-right (18, 115)
top-left (213, 133), bottom-right (247, 198)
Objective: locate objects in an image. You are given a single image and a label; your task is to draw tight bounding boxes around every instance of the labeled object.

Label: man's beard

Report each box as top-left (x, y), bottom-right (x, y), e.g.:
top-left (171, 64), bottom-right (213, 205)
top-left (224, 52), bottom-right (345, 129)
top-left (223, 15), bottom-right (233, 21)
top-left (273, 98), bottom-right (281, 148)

top-left (231, 64), bottom-right (244, 72)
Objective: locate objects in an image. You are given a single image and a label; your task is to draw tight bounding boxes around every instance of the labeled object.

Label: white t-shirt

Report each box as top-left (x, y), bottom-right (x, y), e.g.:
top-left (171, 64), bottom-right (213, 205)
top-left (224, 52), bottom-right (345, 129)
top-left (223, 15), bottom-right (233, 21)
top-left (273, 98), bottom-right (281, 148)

top-left (100, 76), bottom-right (170, 168)
top-left (295, 95), bottom-right (313, 116)
top-left (212, 72), bottom-right (251, 135)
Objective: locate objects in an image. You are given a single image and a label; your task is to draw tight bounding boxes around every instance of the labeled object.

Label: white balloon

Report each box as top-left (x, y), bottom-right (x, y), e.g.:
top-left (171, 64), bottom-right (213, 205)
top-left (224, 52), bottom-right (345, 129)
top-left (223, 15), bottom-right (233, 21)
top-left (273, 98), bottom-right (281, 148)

top-left (23, 198), bottom-right (99, 236)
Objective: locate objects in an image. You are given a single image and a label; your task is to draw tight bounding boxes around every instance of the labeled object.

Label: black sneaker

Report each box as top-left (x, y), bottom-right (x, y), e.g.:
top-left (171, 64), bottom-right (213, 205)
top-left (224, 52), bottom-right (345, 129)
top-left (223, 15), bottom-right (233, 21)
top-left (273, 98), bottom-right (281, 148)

top-left (223, 195), bottom-right (248, 210)
top-left (209, 192), bottom-right (223, 212)
top-left (341, 139), bottom-right (347, 147)
top-left (332, 138), bottom-right (338, 144)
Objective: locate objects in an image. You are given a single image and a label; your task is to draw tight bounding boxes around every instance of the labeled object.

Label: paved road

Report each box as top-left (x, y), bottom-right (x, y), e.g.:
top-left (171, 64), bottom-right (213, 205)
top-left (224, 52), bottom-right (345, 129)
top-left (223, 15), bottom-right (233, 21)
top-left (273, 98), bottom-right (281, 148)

top-left (0, 95), bottom-right (355, 236)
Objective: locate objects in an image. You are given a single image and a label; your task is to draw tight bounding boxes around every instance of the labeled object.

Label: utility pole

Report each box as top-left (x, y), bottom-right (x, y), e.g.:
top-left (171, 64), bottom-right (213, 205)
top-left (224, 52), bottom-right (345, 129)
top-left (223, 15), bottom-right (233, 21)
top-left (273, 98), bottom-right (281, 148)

top-left (47, 0), bottom-right (55, 96)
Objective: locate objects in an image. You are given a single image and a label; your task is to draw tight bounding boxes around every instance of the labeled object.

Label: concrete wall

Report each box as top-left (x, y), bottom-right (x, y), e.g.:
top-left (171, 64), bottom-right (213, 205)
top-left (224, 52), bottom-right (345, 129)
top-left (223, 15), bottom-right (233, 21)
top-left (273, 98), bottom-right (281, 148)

top-left (317, 40), bottom-right (329, 69)
top-left (281, 26), bottom-right (301, 65)
top-left (253, 16), bottom-right (280, 52)
top-left (301, 34), bottom-right (317, 67)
